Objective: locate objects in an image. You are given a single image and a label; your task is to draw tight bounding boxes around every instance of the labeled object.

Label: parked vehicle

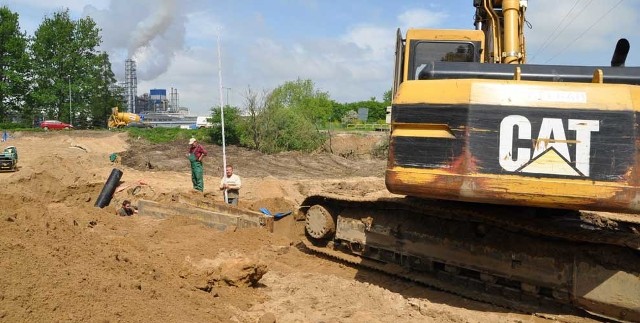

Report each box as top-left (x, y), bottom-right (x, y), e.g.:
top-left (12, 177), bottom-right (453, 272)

top-left (40, 120), bottom-right (73, 130)
top-left (0, 146), bottom-right (18, 172)
top-left (108, 107), bottom-right (146, 129)
top-left (196, 116), bottom-right (213, 128)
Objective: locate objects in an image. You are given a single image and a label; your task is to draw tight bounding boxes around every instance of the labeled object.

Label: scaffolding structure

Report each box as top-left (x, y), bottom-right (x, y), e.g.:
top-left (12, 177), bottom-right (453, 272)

top-left (124, 59), bottom-right (137, 113)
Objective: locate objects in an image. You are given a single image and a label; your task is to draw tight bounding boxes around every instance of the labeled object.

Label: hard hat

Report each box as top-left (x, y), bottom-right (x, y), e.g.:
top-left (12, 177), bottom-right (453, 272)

top-left (189, 138), bottom-right (196, 145)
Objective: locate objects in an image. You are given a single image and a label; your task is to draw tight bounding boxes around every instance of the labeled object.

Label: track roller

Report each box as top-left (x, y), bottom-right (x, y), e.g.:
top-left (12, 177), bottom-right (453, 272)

top-left (305, 204), bottom-right (336, 240)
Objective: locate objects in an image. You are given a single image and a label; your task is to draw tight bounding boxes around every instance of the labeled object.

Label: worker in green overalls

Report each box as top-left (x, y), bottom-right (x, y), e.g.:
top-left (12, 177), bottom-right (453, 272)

top-left (187, 138), bottom-right (207, 191)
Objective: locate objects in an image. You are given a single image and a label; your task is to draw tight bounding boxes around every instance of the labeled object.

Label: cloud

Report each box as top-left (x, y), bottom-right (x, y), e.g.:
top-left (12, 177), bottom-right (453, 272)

top-left (2, 0), bottom-right (108, 12)
top-left (238, 25), bottom-right (393, 104)
top-left (525, 0), bottom-right (639, 65)
top-left (397, 8), bottom-right (448, 29)
top-left (341, 25), bottom-right (395, 62)
top-left (184, 11), bottom-right (223, 43)
top-left (137, 48), bottom-right (218, 114)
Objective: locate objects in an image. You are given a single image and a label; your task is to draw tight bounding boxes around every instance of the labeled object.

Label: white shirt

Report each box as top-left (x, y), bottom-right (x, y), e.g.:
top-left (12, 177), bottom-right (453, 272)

top-left (220, 174), bottom-right (242, 198)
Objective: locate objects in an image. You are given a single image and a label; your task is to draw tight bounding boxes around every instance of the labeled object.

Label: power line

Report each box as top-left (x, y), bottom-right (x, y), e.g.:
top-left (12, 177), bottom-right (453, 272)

top-left (544, 0), bottom-right (625, 64)
top-left (529, 0), bottom-right (580, 61)
top-left (533, 0), bottom-right (595, 62)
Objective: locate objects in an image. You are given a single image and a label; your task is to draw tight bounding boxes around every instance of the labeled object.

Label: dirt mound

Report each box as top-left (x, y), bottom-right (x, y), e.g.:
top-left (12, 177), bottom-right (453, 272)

top-left (188, 251), bottom-right (268, 289)
top-left (323, 131), bottom-right (388, 159)
top-left (0, 131), bottom-right (582, 323)
top-left (120, 133), bottom-right (387, 180)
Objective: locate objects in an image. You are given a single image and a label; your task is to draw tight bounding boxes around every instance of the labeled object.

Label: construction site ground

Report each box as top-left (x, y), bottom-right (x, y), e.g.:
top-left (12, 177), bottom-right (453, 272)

top-left (0, 130), bottom-right (600, 323)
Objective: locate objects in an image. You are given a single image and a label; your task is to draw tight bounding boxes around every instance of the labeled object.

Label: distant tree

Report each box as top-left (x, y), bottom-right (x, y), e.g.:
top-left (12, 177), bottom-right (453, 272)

top-left (329, 90), bottom-right (392, 125)
top-left (210, 105), bottom-right (242, 145)
top-left (0, 7), bottom-right (30, 123)
top-left (341, 98), bottom-right (387, 123)
top-left (30, 9), bottom-right (118, 127)
top-left (259, 105), bottom-right (324, 153)
top-left (209, 80), bottom-right (391, 153)
top-left (240, 87), bottom-right (269, 150)
top-left (86, 52), bottom-right (119, 128)
top-left (256, 80), bottom-right (327, 153)
top-left (383, 89), bottom-right (392, 105)
top-left (341, 110), bottom-right (359, 125)
top-left (267, 78), bottom-right (333, 125)
top-left (329, 100), bottom-right (351, 122)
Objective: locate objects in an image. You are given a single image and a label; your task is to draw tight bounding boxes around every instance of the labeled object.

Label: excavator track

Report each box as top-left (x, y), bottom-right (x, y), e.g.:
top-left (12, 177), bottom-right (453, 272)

top-left (299, 194), bottom-right (640, 322)
top-left (303, 194), bottom-right (640, 250)
top-left (300, 239), bottom-right (581, 319)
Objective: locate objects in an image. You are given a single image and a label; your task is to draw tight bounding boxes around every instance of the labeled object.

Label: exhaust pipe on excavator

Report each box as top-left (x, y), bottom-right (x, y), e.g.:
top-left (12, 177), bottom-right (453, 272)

top-left (611, 38), bottom-right (630, 67)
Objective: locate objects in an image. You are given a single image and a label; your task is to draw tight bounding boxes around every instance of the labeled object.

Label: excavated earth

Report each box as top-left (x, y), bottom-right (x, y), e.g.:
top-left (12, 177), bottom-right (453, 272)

top-left (0, 130), bottom-right (600, 322)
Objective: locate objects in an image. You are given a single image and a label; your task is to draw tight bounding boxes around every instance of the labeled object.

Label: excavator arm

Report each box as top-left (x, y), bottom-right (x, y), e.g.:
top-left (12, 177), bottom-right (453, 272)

top-left (473, 0), bottom-right (527, 64)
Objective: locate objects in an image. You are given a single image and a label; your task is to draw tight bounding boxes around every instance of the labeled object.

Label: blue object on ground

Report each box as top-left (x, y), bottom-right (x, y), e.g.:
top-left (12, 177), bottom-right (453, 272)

top-left (259, 207), bottom-right (292, 220)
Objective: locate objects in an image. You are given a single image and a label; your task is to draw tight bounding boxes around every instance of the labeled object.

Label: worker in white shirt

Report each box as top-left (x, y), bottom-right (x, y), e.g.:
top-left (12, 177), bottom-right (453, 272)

top-left (220, 164), bottom-right (242, 205)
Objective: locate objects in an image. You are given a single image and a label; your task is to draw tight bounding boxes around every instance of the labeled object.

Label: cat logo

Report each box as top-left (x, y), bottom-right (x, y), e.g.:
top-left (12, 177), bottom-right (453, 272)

top-left (498, 115), bottom-right (599, 177)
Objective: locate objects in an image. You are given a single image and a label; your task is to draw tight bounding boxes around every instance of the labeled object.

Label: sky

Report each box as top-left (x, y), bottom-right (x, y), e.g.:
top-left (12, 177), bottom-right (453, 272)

top-left (1, 0), bottom-right (639, 116)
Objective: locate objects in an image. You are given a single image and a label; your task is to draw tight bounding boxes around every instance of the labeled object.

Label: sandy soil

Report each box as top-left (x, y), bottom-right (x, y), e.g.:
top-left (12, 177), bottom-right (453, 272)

top-left (0, 130), bottom-right (598, 323)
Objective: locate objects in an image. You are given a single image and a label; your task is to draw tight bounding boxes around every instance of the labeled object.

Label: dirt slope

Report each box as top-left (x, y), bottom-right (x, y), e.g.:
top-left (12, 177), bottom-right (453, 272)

top-left (0, 131), bottom-right (595, 323)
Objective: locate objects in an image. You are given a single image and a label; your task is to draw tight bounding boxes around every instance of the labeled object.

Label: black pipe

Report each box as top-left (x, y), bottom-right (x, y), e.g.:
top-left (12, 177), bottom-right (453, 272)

top-left (94, 168), bottom-right (123, 208)
top-left (418, 61), bottom-right (640, 85)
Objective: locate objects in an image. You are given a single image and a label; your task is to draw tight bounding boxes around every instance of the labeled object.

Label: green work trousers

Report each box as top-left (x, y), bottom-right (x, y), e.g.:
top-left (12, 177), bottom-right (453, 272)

top-left (189, 154), bottom-right (204, 192)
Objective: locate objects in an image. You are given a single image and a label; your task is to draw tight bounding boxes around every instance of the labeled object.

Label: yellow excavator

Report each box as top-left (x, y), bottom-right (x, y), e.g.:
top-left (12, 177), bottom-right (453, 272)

top-left (107, 107), bottom-right (142, 129)
top-left (300, 0), bottom-right (640, 321)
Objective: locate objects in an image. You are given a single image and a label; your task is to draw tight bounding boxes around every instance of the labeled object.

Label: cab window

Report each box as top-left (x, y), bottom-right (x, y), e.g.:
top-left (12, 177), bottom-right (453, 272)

top-left (410, 41), bottom-right (478, 80)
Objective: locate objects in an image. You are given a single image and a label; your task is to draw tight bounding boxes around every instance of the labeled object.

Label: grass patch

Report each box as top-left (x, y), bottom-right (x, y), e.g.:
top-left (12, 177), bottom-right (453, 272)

top-left (124, 127), bottom-right (212, 144)
top-left (0, 122), bottom-right (41, 131)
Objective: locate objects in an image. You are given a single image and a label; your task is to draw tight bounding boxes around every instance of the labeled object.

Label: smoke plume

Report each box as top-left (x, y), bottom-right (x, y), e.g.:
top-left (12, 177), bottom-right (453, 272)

top-left (83, 0), bottom-right (186, 80)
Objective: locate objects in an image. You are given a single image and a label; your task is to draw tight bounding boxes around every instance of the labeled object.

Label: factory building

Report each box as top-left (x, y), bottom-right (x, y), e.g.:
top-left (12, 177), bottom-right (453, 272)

top-left (121, 58), bottom-right (210, 128)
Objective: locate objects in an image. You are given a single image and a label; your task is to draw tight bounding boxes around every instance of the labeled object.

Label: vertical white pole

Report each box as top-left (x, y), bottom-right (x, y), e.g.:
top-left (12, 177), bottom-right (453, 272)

top-left (68, 76), bottom-right (72, 126)
top-left (217, 30), bottom-right (228, 203)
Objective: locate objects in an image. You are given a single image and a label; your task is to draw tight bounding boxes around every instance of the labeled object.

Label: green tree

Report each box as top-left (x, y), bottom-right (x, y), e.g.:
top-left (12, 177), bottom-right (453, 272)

top-left (86, 52), bottom-right (119, 128)
top-left (267, 78), bottom-right (333, 125)
top-left (254, 80), bottom-right (327, 153)
top-left (329, 100), bottom-right (350, 122)
top-left (0, 7), bottom-right (30, 123)
top-left (341, 98), bottom-right (387, 123)
top-left (210, 105), bottom-right (243, 145)
top-left (240, 87), bottom-right (268, 150)
top-left (328, 90), bottom-right (391, 124)
top-left (269, 107), bottom-right (324, 151)
top-left (383, 89), bottom-right (392, 105)
top-left (30, 9), bottom-right (118, 127)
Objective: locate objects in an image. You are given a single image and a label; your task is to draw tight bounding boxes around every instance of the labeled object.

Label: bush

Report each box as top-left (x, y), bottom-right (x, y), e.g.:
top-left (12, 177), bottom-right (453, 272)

top-left (255, 107), bottom-right (325, 154)
top-left (371, 135), bottom-right (389, 159)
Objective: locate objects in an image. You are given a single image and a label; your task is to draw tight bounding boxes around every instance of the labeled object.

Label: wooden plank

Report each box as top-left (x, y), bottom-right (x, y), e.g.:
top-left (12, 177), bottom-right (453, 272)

top-left (137, 200), bottom-right (271, 232)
